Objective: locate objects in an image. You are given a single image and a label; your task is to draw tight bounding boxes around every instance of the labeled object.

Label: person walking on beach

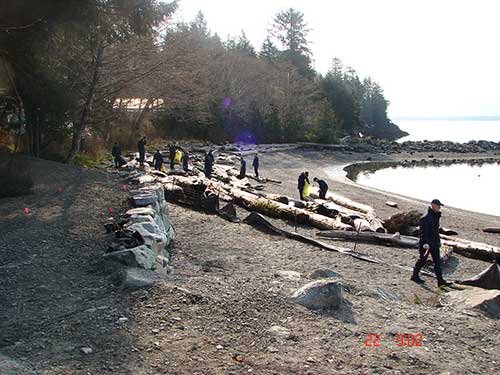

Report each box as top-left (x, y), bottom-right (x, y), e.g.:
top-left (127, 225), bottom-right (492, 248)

top-left (411, 199), bottom-right (452, 287)
top-left (253, 154), bottom-right (260, 179)
top-left (313, 177), bottom-right (329, 199)
top-left (298, 171), bottom-right (310, 201)
top-left (168, 143), bottom-right (176, 170)
top-left (111, 142), bottom-right (121, 168)
top-left (137, 136), bottom-right (147, 166)
top-left (204, 150), bottom-right (214, 179)
top-left (238, 157), bottom-right (247, 179)
top-left (181, 151), bottom-right (189, 172)
top-left (153, 149), bottom-right (164, 171)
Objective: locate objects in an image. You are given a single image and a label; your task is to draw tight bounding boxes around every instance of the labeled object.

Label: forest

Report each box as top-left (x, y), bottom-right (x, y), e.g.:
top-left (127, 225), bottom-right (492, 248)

top-left (0, 0), bottom-right (405, 163)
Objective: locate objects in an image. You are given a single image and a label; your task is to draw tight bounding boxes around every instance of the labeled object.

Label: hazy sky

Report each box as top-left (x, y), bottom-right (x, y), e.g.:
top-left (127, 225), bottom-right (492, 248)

top-left (175, 0), bottom-right (499, 119)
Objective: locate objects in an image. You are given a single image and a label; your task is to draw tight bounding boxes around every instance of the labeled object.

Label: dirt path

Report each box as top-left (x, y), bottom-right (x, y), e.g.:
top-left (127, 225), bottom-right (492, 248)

top-left (1, 153), bottom-right (499, 374)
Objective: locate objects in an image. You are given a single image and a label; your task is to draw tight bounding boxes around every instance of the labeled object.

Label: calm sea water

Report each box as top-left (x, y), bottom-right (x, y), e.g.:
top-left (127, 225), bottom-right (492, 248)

top-left (355, 162), bottom-right (500, 217)
top-left (396, 119), bottom-right (500, 143)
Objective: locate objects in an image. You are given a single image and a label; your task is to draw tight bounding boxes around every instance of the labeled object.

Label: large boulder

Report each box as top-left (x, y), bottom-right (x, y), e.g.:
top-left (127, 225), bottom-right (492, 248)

top-left (120, 268), bottom-right (167, 289)
top-left (291, 279), bottom-right (343, 310)
top-left (103, 245), bottom-right (156, 269)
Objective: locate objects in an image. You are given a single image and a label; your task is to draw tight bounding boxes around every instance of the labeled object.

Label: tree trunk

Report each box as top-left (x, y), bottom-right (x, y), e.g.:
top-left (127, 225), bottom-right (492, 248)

top-left (67, 43), bottom-right (104, 164)
top-left (133, 97), bottom-right (154, 132)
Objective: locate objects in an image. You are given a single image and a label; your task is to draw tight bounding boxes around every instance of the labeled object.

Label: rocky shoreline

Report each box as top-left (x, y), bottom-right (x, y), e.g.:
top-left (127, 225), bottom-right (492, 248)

top-left (343, 157), bottom-right (500, 181)
top-left (298, 138), bottom-right (500, 155)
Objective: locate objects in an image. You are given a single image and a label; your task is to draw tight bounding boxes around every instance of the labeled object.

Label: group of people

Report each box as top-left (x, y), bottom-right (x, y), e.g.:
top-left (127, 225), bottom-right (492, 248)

top-left (111, 136), bottom-right (190, 172)
top-left (114, 139), bottom-right (452, 288)
top-left (297, 171), bottom-right (329, 201)
top-left (152, 143), bottom-right (189, 172)
top-left (237, 154), bottom-right (259, 179)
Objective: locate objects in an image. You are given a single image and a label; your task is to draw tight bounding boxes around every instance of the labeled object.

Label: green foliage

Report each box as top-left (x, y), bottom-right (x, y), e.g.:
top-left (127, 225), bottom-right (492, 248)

top-left (1, 4), bottom-right (401, 156)
top-left (73, 154), bottom-right (103, 168)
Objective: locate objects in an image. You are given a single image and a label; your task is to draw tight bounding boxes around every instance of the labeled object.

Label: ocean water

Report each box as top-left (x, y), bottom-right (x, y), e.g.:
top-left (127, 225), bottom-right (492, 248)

top-left (396, 119), bottom-right (500, 143)
top-left (355, 162), bottom-right (500, 217)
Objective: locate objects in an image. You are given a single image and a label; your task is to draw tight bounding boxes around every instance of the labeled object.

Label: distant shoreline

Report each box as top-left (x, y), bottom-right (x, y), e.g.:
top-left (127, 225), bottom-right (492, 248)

top-left (394, 116), bottom-right (500, 121)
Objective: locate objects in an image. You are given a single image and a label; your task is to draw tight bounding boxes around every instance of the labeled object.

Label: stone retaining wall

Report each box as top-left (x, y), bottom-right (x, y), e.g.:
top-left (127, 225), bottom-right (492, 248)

top-left (104, 176), bottom-right (175, 288)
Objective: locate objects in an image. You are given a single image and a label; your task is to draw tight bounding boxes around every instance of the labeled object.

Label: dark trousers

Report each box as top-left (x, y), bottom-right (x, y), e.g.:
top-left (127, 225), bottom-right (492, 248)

top-left (155, 162), bottom-right (162, 171)
top-left (114, 157), bottom-right (119, 168)
top-left (299, 187), bottom-right (304, 201)
top-left (170, 159), bottom-right (174, 170)
top-left (254, 166), bottom-right (259, 178)
top-left (139, 151), bottom-right (145, 166)
top-left (412, 245), bottom-right (443, 282)
top-left (319, 188), bottom-right (327, 199)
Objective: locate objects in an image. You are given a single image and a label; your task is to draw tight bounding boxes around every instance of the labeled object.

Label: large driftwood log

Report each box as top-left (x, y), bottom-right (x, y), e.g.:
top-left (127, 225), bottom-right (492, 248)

top-left (243, 212), bottom-right (378, 263)
top-left (165, 175), bottom-right (354, 231)
top-left (309, 187), bottom-right (373, 214)
top-left (318, 230), bottom-right (419, 248)
top-left (440, 235), bottom-right (500, 262)
top-left (483, 227), bottom-right (500, 234)
top-left (383, 210), bottom-right (422, 234)
top-left (318, 230), bottom-right (453, 264)
top-left (309, 188), bottom-right (385, 233)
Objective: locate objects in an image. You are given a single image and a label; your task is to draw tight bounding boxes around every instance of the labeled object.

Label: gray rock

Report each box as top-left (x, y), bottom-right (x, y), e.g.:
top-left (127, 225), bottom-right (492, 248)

top-left (309, 269), bottom-right (339, 279)
top-left (120, 268), bottom-right (166, 289)
top-left (126, 207), bottom-right (156, 217)
top-left (103, 245), bottom-right (156, 269)
top-left (268, 325), bottom-right (291, 339)
top-left (129, 192), bottom-right (157, 207)
top-left (81, 347), bottom-right (93, 355)
top-left (125, 222), bottom-right (168, 254)
top-left (291, 279), bottom-right (343, 310)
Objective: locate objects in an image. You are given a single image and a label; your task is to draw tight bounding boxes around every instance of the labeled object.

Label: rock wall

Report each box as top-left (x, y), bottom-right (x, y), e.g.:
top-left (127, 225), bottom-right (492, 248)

top-left (104, 177), bottom-right (175, 289)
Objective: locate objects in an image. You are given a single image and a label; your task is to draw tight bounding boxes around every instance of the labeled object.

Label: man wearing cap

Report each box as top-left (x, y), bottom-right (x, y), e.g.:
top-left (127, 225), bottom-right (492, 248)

top-left (411, 199), bottom-right (452, 287)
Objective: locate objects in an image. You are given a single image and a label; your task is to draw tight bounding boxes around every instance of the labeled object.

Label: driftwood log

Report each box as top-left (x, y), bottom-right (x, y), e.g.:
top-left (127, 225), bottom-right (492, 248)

top-left (440, 235), bottom-right (500, 262)
top-left (383, 210), bottom-right (422, 235)
top-left (318, 230), bottom-right (419, 248)
top-left (309, 187), bottom-right (385, 233)
top-left (164, 175), bottom-right (353, 231)
top-left (244, 212), bottom-right (378, 263)
top-left (483, 227), bottom-right (500, 234)
top-left (318, 230), bottom-right (453, 264)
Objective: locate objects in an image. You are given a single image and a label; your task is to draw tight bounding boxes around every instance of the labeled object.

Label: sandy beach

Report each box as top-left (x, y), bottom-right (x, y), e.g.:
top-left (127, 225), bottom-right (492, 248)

top-left (1, 149), bottom-right (500, 375)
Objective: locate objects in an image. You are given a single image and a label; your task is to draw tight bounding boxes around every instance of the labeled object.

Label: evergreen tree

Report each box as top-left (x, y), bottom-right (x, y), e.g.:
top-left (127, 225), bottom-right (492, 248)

top-left (269, 8), bottom-right (313, 77)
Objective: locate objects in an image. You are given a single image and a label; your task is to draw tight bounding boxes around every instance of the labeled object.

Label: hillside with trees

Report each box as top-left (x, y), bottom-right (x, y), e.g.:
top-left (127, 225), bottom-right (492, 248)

top-left (0, 1), bottom-right (406, 162)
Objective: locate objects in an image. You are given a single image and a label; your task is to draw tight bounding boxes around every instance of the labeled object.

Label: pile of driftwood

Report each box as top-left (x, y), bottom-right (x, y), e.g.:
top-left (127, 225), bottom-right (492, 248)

top-left (149, 153), bottom-right (500, 263)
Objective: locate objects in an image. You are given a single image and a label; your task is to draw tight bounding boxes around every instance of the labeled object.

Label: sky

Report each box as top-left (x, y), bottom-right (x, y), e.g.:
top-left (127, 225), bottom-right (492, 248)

top-left (173, 0), bottom-right (500, 119)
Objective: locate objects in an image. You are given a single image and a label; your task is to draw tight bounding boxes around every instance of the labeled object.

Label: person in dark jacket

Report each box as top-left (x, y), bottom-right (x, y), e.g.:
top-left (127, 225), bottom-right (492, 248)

top-left (111, 142), bottom-right (121, 168)
top-left (298, 171), bottom-right (310, 201)
top-left (152, 150), bottom-right (164, 171)
top-left (137, 136), bottom-right (147, 166)
top-left (238, 158), bottom-right (247, 179)
top-left (181, 151), bottom-right (189, 172)
top-left (168, 144), bottom-right (176, 170)
top-left (411, 199), bottom-right (452, 287)
top-left (252, 154), bottom-right (260, 179)
top-left (313, 177), bottom-right (329, 199)
top-left (204, 151), bottom-right (214, 179)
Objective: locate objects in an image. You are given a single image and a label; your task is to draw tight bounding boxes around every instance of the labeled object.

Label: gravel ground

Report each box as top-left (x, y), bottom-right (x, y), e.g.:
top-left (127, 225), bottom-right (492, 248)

top-left (1, 151), bottom-right (499, 375)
